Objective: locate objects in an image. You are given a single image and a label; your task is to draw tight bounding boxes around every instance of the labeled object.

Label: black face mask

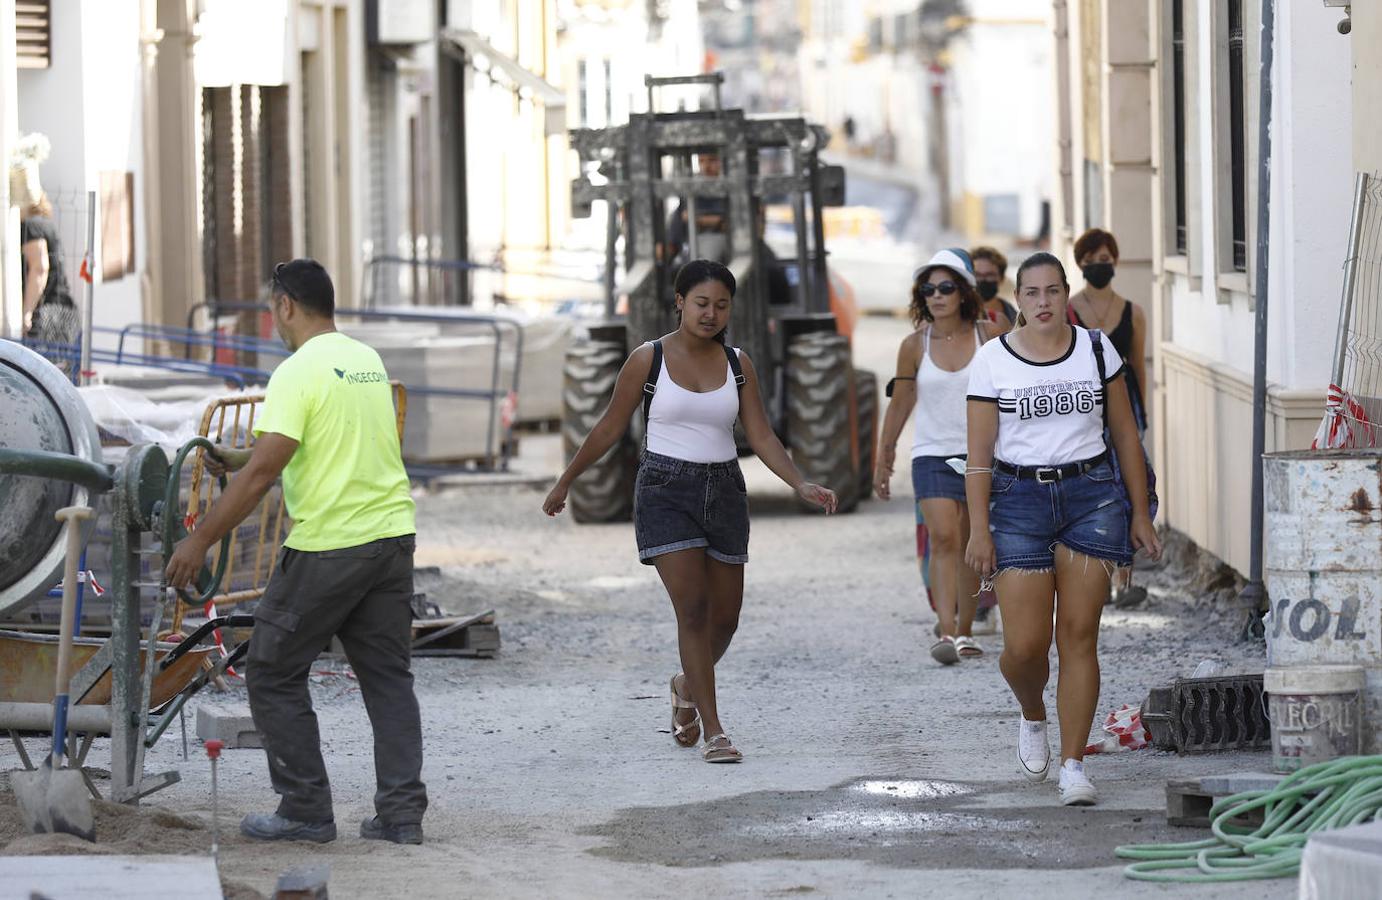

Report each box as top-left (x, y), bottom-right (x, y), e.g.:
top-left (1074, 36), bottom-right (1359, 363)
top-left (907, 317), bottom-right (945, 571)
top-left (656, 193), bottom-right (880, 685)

top-left (976, 280), bottom-right (999, 300)
top-left (1082, 263), bottom-right (1115, 289)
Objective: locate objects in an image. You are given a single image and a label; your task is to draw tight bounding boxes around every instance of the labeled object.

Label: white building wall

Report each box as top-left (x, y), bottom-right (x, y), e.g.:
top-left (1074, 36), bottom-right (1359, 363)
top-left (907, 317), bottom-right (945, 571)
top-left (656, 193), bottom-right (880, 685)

top-left (17, 0), bottom-right (146, 340)
top-left (1167, 0), bottom-right (1349, 391)
top-left (1157, 0), bottom-right (1351, 573)
top-left (0, 2), bottom-right (19, 337)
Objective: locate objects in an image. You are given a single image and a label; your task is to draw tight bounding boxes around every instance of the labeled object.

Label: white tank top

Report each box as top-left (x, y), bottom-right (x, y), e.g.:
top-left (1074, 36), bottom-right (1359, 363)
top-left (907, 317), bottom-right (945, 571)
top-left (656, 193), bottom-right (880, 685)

top-left (645, 346), bottom-right (741, 463)
top-left (911, 325), bottom-right (983, 459)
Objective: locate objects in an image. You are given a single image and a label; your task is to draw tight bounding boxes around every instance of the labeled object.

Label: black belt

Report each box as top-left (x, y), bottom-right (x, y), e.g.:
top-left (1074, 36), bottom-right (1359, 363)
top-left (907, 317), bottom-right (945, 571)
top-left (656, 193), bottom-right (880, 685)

top-left (993, 452), bottom-right (1107, 484)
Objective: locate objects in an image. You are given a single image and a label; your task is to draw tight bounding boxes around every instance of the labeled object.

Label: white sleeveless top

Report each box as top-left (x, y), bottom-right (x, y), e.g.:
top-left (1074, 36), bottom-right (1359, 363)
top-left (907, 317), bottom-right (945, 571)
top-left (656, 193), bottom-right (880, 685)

top-left (645, 346), bottom-right (741, 463)
top-left (911, 325), bottom-right (983, 459)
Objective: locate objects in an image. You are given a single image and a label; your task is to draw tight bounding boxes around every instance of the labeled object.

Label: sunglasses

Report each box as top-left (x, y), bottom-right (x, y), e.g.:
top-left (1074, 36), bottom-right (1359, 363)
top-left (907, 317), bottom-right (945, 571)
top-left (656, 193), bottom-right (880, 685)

top-left (271, 262), bottom-right (296, 301)
top-left (919, 281), bottom-right (958, 298)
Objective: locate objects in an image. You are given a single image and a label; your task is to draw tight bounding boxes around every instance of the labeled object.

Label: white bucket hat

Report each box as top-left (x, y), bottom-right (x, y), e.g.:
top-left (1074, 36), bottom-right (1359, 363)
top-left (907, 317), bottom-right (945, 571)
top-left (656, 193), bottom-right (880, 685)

top-left (913, 247), bottom-right (976, 287)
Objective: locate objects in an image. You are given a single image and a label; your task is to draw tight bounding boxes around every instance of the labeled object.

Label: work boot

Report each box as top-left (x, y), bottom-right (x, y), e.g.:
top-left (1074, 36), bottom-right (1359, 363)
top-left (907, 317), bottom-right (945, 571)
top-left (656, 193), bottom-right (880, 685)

top-left (361, 815), bottom-right (424, 845)
top-left (240, 812), bottom-right (336, 843)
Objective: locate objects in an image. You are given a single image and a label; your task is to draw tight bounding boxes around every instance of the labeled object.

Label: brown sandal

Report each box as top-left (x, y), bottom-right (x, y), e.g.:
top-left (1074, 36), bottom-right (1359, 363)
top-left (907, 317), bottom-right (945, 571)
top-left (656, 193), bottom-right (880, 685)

top-left (702, 733), bottom-right (743, 763)
top-left (671, 674), bottom-right (700, 747)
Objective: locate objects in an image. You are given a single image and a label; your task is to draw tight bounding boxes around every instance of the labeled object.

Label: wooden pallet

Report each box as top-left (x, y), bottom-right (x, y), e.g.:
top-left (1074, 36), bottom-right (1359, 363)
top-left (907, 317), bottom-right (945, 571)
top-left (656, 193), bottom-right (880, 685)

top-left (1166, 772), bottom-right (1285, 828)
top-left (410, 609), bottom-right (500, 658)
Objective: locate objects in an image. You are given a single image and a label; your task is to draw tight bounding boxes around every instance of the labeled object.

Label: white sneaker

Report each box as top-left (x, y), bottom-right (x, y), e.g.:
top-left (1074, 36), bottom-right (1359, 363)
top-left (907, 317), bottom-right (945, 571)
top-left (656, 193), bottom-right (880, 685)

top-left (1017, 718), bottom-right (1050, 781)
top-left (1058, 759), bottom-right (1099, 806)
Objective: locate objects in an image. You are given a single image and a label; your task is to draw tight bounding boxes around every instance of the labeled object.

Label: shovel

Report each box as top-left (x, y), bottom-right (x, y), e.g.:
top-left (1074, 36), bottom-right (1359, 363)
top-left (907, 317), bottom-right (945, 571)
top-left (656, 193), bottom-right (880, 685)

top-left (14, 505), bottom-right (96, 842)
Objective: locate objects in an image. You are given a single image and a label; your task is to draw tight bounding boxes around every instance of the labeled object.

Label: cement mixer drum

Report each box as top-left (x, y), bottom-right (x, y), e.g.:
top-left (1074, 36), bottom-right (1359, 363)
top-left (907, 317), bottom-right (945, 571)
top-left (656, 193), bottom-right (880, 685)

top-left (0, 341), bottom-right (103, 616)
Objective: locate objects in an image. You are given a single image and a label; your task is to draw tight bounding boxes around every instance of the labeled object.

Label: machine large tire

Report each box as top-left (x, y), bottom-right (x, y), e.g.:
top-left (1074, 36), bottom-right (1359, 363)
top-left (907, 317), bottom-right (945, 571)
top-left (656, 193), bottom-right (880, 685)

top-left (562, 339), bottom-right (636, 523)
top-left (854, 369), bottom-right (878, 504)
top-left (786, 331), bottom-right (859, 513)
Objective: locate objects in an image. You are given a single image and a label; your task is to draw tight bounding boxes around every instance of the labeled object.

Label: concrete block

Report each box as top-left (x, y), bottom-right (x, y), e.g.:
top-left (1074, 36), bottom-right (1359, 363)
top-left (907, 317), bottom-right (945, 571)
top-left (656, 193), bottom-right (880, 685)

top-left (1165, 772), bottom-right (1283, 828)
top-left (196, 703), bottom-right (262, 749)
top-left (1300, 820), bottom-right (1382, 899)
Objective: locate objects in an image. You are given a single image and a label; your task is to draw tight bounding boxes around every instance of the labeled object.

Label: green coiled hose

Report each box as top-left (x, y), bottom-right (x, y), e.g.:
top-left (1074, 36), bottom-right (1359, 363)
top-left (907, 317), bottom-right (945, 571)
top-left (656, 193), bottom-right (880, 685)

top-left (1117, 755), bottom-right (1382, 882)
top-left (164, 436), bottom-right (231, 606)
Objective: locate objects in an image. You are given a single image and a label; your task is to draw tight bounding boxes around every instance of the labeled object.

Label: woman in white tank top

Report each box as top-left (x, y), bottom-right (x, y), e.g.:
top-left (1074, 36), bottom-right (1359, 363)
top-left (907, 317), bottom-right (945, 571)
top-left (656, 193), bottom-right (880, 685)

top-left (544, 260), bottom-right (836, 764)
top-left (874, 248), bottom-right (1000, 665)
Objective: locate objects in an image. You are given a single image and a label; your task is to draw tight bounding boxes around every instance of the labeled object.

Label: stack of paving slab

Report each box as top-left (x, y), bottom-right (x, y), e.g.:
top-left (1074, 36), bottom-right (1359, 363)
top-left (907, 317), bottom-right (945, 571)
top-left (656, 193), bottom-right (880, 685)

top-left (341, 310), bottom-right (572, 463)
top-left (342, 320), bottom-right (501, 462)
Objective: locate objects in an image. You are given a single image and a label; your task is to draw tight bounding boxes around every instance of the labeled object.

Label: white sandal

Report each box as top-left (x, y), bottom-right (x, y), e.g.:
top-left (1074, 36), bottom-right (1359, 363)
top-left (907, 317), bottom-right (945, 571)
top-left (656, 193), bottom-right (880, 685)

top-left (954, 635), bottom-right (984, 658)
top-left (702, 733), bottom-right (743, 763)
top-left (930, 636), bottom-right (960, 665)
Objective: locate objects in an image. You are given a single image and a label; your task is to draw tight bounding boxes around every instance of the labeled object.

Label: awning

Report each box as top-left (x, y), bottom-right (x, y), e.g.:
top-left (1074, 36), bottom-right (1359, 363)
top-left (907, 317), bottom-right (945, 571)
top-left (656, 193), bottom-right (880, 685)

top-left (440, 28), bottom-right (566, 136)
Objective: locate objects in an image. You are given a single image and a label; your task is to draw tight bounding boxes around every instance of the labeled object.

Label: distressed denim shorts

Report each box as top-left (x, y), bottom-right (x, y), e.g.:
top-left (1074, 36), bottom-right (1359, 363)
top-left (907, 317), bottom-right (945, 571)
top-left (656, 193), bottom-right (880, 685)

top-left (988, 459), bottom-right (1132, 571)
top-left (911, 454), bottom-right (967, 502)
top-left (634, 450), bottom-right (750, 565)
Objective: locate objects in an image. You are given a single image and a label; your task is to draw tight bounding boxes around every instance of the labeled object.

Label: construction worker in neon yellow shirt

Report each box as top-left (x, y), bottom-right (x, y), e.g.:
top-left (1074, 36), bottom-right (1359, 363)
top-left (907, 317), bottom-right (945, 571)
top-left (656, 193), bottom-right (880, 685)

top-left (166, 258), bottom-right (425, 845)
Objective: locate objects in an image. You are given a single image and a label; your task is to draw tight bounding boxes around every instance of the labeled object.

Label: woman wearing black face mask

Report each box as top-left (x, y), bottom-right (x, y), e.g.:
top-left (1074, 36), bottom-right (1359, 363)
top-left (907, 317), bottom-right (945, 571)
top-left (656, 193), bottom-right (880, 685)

top-left (1068, 229), bottom-right (1148, 432)
top-left (971, 246), bottom-right (1017, 328)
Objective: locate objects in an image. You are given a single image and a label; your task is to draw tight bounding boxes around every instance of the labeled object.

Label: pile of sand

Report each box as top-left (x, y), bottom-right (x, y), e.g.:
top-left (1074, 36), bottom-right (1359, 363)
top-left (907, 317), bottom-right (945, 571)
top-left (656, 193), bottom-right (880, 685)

top-left (0, 787), bottom-right (264, 899)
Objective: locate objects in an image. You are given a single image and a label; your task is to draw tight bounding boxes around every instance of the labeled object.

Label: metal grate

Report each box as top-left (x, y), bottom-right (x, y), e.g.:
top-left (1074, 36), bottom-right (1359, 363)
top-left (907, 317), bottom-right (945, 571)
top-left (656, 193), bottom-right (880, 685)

top-left (1171, 673), bottom-right (1272, 753)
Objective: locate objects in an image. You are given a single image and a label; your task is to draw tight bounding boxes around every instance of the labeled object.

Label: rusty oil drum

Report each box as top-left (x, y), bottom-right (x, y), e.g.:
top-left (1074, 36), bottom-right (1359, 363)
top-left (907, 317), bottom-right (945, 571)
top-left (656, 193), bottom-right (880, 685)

top-left (1264, 449), bottom-right (1382, 752)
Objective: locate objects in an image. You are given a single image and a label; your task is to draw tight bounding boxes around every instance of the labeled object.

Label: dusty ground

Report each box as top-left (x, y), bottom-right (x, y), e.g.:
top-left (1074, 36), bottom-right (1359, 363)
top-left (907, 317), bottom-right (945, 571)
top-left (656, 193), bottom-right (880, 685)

top-left (0, 317), bottom-right (1292, 898)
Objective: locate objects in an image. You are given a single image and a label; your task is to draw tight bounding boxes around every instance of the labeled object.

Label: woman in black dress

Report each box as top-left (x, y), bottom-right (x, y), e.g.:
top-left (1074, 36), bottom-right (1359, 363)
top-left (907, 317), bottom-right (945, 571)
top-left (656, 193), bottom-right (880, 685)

top-left (1067, 228), bottom-right (1147, 433)
top-left (20, 193), bottom-right (79, 362)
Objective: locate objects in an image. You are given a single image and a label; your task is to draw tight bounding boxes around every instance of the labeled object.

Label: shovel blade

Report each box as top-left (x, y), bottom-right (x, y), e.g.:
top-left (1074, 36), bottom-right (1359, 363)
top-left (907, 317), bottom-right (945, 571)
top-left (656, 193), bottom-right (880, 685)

top-left (12, 762), bottom-right (95, 842)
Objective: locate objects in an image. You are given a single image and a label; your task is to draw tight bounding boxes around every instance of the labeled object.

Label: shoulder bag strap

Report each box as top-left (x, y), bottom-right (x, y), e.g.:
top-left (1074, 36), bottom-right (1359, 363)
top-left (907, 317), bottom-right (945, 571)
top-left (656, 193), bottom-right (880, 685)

top-left (723, 342), bottom-right (746, 392)
top-left (1090, 329), bottom-right (1110, 432)
top-left (643, 340), bottom-right (663, 423)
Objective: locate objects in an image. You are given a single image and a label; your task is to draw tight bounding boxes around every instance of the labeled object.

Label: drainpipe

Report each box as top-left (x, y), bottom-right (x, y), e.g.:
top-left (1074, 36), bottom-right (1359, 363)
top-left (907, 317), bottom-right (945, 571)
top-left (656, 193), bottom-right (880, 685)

top-left (1239, 0), bottom-right (1275, 639)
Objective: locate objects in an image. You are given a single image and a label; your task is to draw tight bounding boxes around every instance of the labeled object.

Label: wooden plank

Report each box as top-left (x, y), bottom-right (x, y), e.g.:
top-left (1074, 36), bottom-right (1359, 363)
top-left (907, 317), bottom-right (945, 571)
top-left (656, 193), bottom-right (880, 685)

top-left (0, 855), bottom-right (222, 899)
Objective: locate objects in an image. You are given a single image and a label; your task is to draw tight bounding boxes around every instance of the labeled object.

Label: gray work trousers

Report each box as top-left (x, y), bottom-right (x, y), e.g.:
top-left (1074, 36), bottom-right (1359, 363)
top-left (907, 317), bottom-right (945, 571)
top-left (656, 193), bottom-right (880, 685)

top-left (245, 534), bottom-right (427, 825)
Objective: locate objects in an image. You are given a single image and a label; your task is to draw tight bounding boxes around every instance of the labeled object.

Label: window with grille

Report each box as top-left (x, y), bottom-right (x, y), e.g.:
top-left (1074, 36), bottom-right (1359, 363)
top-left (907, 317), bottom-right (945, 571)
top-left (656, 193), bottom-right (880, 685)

top-left (1227, 0), bottom-right (1248, 272)
top-left (578, 60), bottom-right (589, 126)
top-left (16, 1), bottom-right (51, 70)
top-left (603, 59), bottom-right (613, 125)
top-left (1171, 0), bottom-right (1187, 255)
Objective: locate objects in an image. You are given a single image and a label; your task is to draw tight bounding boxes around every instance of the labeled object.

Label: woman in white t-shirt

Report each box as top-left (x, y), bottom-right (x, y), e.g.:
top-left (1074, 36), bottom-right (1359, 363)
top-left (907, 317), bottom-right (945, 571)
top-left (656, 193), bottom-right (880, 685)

top-left (874, 248), bottom-right (1000, 665)
top-left (964, 252), bottom-right (1161, 807)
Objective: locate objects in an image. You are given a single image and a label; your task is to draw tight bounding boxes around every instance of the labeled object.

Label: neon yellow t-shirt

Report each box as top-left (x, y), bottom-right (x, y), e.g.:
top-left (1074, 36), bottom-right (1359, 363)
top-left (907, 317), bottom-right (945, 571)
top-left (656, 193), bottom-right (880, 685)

top-left (253, 331), bottom-right (415, 551)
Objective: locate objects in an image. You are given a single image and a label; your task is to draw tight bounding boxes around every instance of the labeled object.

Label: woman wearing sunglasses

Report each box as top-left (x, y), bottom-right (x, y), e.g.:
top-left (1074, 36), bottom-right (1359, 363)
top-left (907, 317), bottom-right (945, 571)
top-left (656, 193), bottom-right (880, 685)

top-left (875, 249), bottom-right (999, 664)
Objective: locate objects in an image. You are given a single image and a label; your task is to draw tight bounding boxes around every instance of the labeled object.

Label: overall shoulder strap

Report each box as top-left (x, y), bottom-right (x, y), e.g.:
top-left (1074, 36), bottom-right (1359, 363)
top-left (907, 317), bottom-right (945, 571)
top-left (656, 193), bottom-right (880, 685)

top-left (723, 343), bottom-right (746, 390)
top-left (643, 340), bottom-right (663, 422)
top-left (1089, 329), bottom-right (1110, 429)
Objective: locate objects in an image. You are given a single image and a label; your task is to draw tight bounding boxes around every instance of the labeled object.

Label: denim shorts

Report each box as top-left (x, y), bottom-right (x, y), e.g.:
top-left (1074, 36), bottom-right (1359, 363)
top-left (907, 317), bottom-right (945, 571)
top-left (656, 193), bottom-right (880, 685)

top-left (634, 451), bottom-right (750, 565)
top-left (911, 454), bottom-right (966, 502)
top-left (988, 459), bottom-right (1132, 571)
